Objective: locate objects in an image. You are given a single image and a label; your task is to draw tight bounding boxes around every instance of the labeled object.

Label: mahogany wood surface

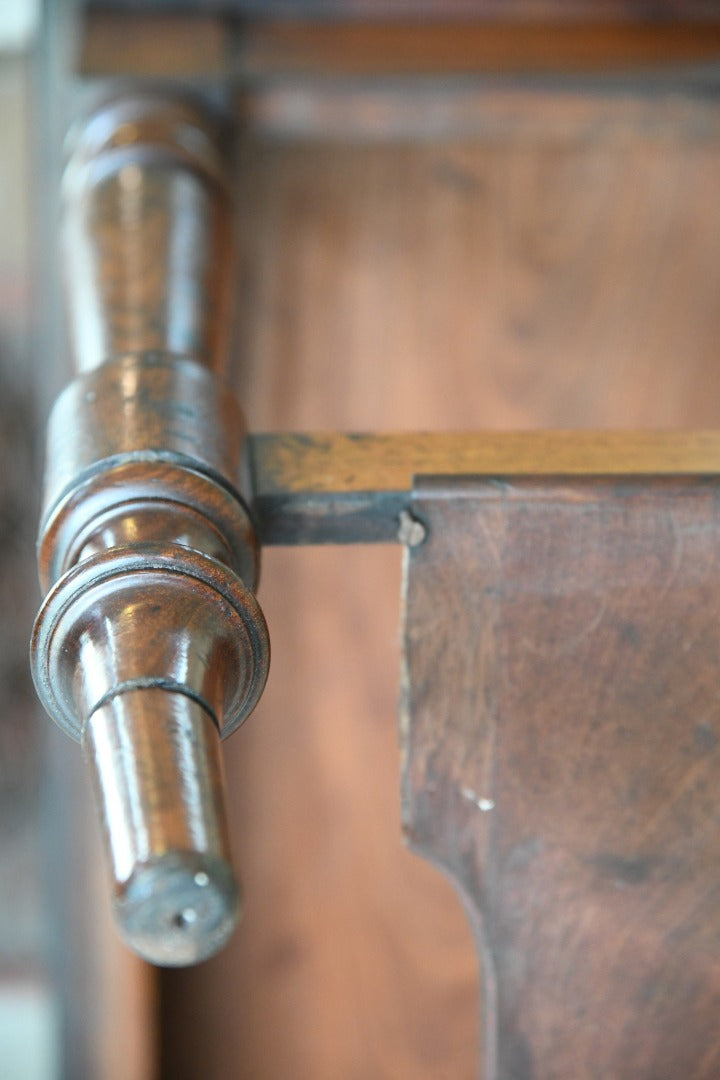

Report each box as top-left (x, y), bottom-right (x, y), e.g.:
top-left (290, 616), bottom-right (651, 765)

top-left (161, 109), bottom-right (720, 1078)
top-left (403, 475), bottom-right (720, 1079)
top-left (36, 8), bottom-right (159, 1074)
top-left (238, 22), bottom-right (720, 77)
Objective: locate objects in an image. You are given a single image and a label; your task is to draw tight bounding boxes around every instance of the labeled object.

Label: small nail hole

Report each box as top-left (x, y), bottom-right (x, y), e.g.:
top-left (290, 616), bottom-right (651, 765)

top-left (173, 907), bottom-right (197, 930)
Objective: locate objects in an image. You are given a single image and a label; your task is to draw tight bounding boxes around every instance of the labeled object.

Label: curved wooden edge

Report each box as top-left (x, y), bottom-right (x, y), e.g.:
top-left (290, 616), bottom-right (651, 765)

top-left (400, 471), bottom-right (720, 1076)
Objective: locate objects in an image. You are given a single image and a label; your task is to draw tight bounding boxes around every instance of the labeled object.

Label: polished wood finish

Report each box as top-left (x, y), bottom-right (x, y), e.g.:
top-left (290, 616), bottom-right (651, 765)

top-left (37, 4), bottom-right (158, 1071)
top-left (63, 94), bottom-right (233, 375)
top-left (33, 93), bottom-right (269, 971)
top-left (248, 430), bottom-right (720, 543)
top-left (240, 22), bottom-right (720, 77)
top-left (403, 474), bottom-right (720, 1078)
top-left (38, 356), bottom-right (256, 590)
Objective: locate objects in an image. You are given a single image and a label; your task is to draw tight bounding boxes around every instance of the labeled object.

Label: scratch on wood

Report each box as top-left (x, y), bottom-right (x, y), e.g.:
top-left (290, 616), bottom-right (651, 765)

top-left (461, 787), bottom-right (495, 812)
top-left (520, 599), bottom-right (607, 660)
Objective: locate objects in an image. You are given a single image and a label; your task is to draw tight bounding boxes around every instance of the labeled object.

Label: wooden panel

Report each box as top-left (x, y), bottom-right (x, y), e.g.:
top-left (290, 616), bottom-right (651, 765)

top-left (403, 475), bottom-right (720, 1078)
top-left (162, 124), bottom-right (720, 1077)
top-left (238, 22), bottom-right (720, 77)
top-left (80, 16), bottom-right (720, 78)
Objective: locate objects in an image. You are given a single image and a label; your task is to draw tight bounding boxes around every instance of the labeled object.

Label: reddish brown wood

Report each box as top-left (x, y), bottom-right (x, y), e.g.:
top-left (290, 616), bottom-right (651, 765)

top-left (402, 475), bottom-right (720, 1079)
top-left (32, 92), bottom-right (270, 969)
top-left (162, 106), bottom-right (720, 1077)
top-left (240, 21), bottom-right (720, 77)
top-left (80, 15), bottom-right (720, 78)
top-left (63, 93), bottom-right (233, 375)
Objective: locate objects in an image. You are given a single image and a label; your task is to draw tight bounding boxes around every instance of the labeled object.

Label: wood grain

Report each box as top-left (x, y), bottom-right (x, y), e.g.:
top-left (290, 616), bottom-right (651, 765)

top-left (163, 119), bottom-right (720, 1078)
top-left (403, 475), bottom-right (720, 1078)
top-left (62, 95), bottom-right (233, 375)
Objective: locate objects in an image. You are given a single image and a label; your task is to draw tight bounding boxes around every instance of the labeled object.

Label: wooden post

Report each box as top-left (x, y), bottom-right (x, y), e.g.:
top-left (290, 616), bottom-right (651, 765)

top-left (31, 93), bottom-right (269, 967)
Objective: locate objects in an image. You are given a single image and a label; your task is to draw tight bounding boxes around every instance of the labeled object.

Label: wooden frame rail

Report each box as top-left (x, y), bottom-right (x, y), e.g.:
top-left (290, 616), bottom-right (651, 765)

top-left (247, 430), bottom-right (720, 544)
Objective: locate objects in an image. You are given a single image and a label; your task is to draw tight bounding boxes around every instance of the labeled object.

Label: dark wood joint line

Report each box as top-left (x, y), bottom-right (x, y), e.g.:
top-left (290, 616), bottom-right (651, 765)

top-left (245, 430), bottom-right (720, 547)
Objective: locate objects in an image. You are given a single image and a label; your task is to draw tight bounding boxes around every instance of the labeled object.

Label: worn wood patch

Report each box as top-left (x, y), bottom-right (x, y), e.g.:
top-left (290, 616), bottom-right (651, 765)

top-left (402, 475), bottom-right (720, 1079)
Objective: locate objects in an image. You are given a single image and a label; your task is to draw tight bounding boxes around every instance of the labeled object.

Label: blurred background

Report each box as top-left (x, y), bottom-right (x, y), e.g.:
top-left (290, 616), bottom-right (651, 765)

top-left (5, 3), bottom-right (720, 1077)
top-left (0, 2), bottom-right (59, 1077)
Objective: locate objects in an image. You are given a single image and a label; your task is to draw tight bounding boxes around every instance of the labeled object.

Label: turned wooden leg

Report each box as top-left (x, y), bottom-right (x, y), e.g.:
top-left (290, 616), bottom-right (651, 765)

top-left (31, 93), bottom-right (269, 966)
